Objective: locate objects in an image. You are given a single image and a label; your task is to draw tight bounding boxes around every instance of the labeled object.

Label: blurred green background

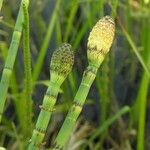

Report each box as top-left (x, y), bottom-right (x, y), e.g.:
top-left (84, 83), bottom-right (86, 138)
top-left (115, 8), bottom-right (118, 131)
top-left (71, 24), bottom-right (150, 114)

top-left (0, 0), bottom-right (150, 150)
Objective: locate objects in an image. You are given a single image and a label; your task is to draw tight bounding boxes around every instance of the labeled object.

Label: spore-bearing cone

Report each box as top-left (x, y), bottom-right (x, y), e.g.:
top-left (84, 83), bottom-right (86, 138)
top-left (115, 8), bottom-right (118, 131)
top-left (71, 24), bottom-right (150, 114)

top-left (87, 16), bottom-right (115, 68)
top-left (50, 43), bottom-right (74, 84)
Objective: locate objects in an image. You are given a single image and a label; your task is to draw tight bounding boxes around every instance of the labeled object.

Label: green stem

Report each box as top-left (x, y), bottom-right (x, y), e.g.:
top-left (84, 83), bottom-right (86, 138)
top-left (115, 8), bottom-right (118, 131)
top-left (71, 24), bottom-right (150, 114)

top-left (32, 0), bottom-right (61, 82)
top-left (136, 19), bottom-right (150, 150)
top-left (54, 65), bottom-right (99, 149)
top-left (99, 56), bottom-right (110, 124)
top-left (96, 56), bottom-right (110, 149)
top-left (137, 73), bottom-right (149, 150)
top-left (22, 0), bottom-right (33, 137)
top-left (29, 43), bottom-right (74, 150)
top-left (0, 0), bottom-right (3, 11)
top-left (0, 0), bottom-right (29, 123)
top-left (53, 15), bottom-right (115, 150)
top-left (28, 81), bottom-right (61, 150)
top-left (63, 0), bottom-right (78, 42)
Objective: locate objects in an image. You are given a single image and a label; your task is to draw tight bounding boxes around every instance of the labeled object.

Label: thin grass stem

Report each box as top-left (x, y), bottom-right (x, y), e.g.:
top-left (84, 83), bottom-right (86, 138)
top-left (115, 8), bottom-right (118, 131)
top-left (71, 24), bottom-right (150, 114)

top-left (32, 0), bottom-right (61, 82)
top-left (22, 0), bottom-right (33, 138)
top-left (0, 0), bottom-right (29, 123)
top-left (136, 19), bottom-right (150, 150)
top-left (82, 106), bottom-right (130, 149)
top-left (118, 17), bottom-right (150, 78)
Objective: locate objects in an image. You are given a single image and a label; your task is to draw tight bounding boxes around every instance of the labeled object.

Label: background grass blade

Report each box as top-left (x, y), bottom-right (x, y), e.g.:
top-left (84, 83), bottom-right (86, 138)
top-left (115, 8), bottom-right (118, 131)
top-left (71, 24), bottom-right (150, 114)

top-left (32, 0), bottom-right (61, 82)
top-left (131, 18), bottom-right (150, 150)
top-left (82, 106), bottom-right (130, 149)
top-left (118, 17), bottom-right (150, 78)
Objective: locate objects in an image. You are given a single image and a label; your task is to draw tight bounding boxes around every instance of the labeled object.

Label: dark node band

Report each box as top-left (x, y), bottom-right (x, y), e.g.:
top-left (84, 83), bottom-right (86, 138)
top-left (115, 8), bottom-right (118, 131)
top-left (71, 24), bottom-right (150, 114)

top-left (86, 66), bottom-right (97, 75)
top-left (73, 101), bottom-right (83, 107)
top-left (45, 91), bottom-right (56, 99)
top-left (88, 46), bottom-right (106, 57)
top-left (35, 127), bottom-right (46, 134)
top-left (33, 141), bottom-right (46, 148)
top-left (39, 105), bottom-right (55, 112)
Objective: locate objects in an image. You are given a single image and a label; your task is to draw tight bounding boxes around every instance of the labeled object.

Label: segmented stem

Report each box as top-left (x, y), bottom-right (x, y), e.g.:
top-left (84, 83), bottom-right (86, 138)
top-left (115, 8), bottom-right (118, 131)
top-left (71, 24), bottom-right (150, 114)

top-left (28, 82), bottom-right (60, 150)
top-left (0, 0), bottom-right (29, 122)
top-left (53, 16), bottom-right (115, 149)
top-left (54, 66), bottom-right (98, 149)
top-left (28, 43), bottom-right (74, 150)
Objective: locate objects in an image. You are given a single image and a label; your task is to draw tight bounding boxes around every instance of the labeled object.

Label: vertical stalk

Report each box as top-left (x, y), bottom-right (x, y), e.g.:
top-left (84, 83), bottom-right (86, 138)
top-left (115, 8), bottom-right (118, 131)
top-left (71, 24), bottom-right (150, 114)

top-left (99, 56), bottom-right (110, 124)
top-left (22, 0), bottom-right (33, 138)
top-left (63, 0), bottom-right (78, 43)
top-left (137, 74), bottom-right (149, 150)
top-left (136, 19), bottom-right (150, 150)
top-left (32, 0), bottom-right (61, 82)
top-left (53, 16), bottom-right (115, 149)
top-left (0, 0), bottom-right (29, 123)
top-left (28, 83), bottom-right (61, 150)
top-left (28, 44), bottom-right (74, 150)
top-left (0, 0), bottom-right (3, 11)
top-left (54, 66), bottom-right (98, 149)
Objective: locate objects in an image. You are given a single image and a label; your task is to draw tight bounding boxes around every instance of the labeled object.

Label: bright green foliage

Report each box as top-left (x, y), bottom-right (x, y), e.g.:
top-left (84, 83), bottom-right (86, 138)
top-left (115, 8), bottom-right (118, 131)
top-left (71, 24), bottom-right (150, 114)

top-left (53, 16), bottom-right (115, 149)
top-left (0, 0), bottom-right (29, 123)
top-left (1, 1), bottom-right (150, 150)
top-left (28, 43), bottom-right (74, 150)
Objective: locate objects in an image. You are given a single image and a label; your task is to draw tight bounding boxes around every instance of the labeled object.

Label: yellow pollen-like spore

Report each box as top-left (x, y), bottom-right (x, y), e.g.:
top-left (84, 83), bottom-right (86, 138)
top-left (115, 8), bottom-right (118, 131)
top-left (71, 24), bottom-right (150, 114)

top-left (87, 16), bottom-right (115, 66)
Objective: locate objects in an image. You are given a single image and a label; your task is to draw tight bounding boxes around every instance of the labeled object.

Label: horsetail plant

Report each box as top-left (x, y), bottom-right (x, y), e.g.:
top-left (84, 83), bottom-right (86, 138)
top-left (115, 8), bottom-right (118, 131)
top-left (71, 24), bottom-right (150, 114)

top-left (22, 0), bottom-right (33, 137)
top-left (0, 0), bottom-right (29, 123)
top-left (28, 43), bottom-right (74, 150)
top-left (53, 16), bottom-right (115, 149)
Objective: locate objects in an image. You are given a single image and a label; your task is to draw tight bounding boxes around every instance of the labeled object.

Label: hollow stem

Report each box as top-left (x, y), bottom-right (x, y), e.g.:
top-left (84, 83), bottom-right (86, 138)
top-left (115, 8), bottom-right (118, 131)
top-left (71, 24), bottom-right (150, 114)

top-left (53, 65), bottom-right (100, 149)
top-left (28, 43), bottom-right (74, 150)
top-left (53, 16), bottom-right (115, 149)
top-left (0, 0), bottom-right (29, 123)
top-left (28, 81), bottom-right (61, 150)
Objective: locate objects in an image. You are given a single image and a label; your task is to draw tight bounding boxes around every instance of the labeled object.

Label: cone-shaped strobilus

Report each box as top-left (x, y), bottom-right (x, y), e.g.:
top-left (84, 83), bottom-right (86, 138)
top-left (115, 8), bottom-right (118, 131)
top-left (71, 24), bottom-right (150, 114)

top-left (53, 16), bottom-right (115, 149)
top-left (28, 43), bottom-right (74, 150)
